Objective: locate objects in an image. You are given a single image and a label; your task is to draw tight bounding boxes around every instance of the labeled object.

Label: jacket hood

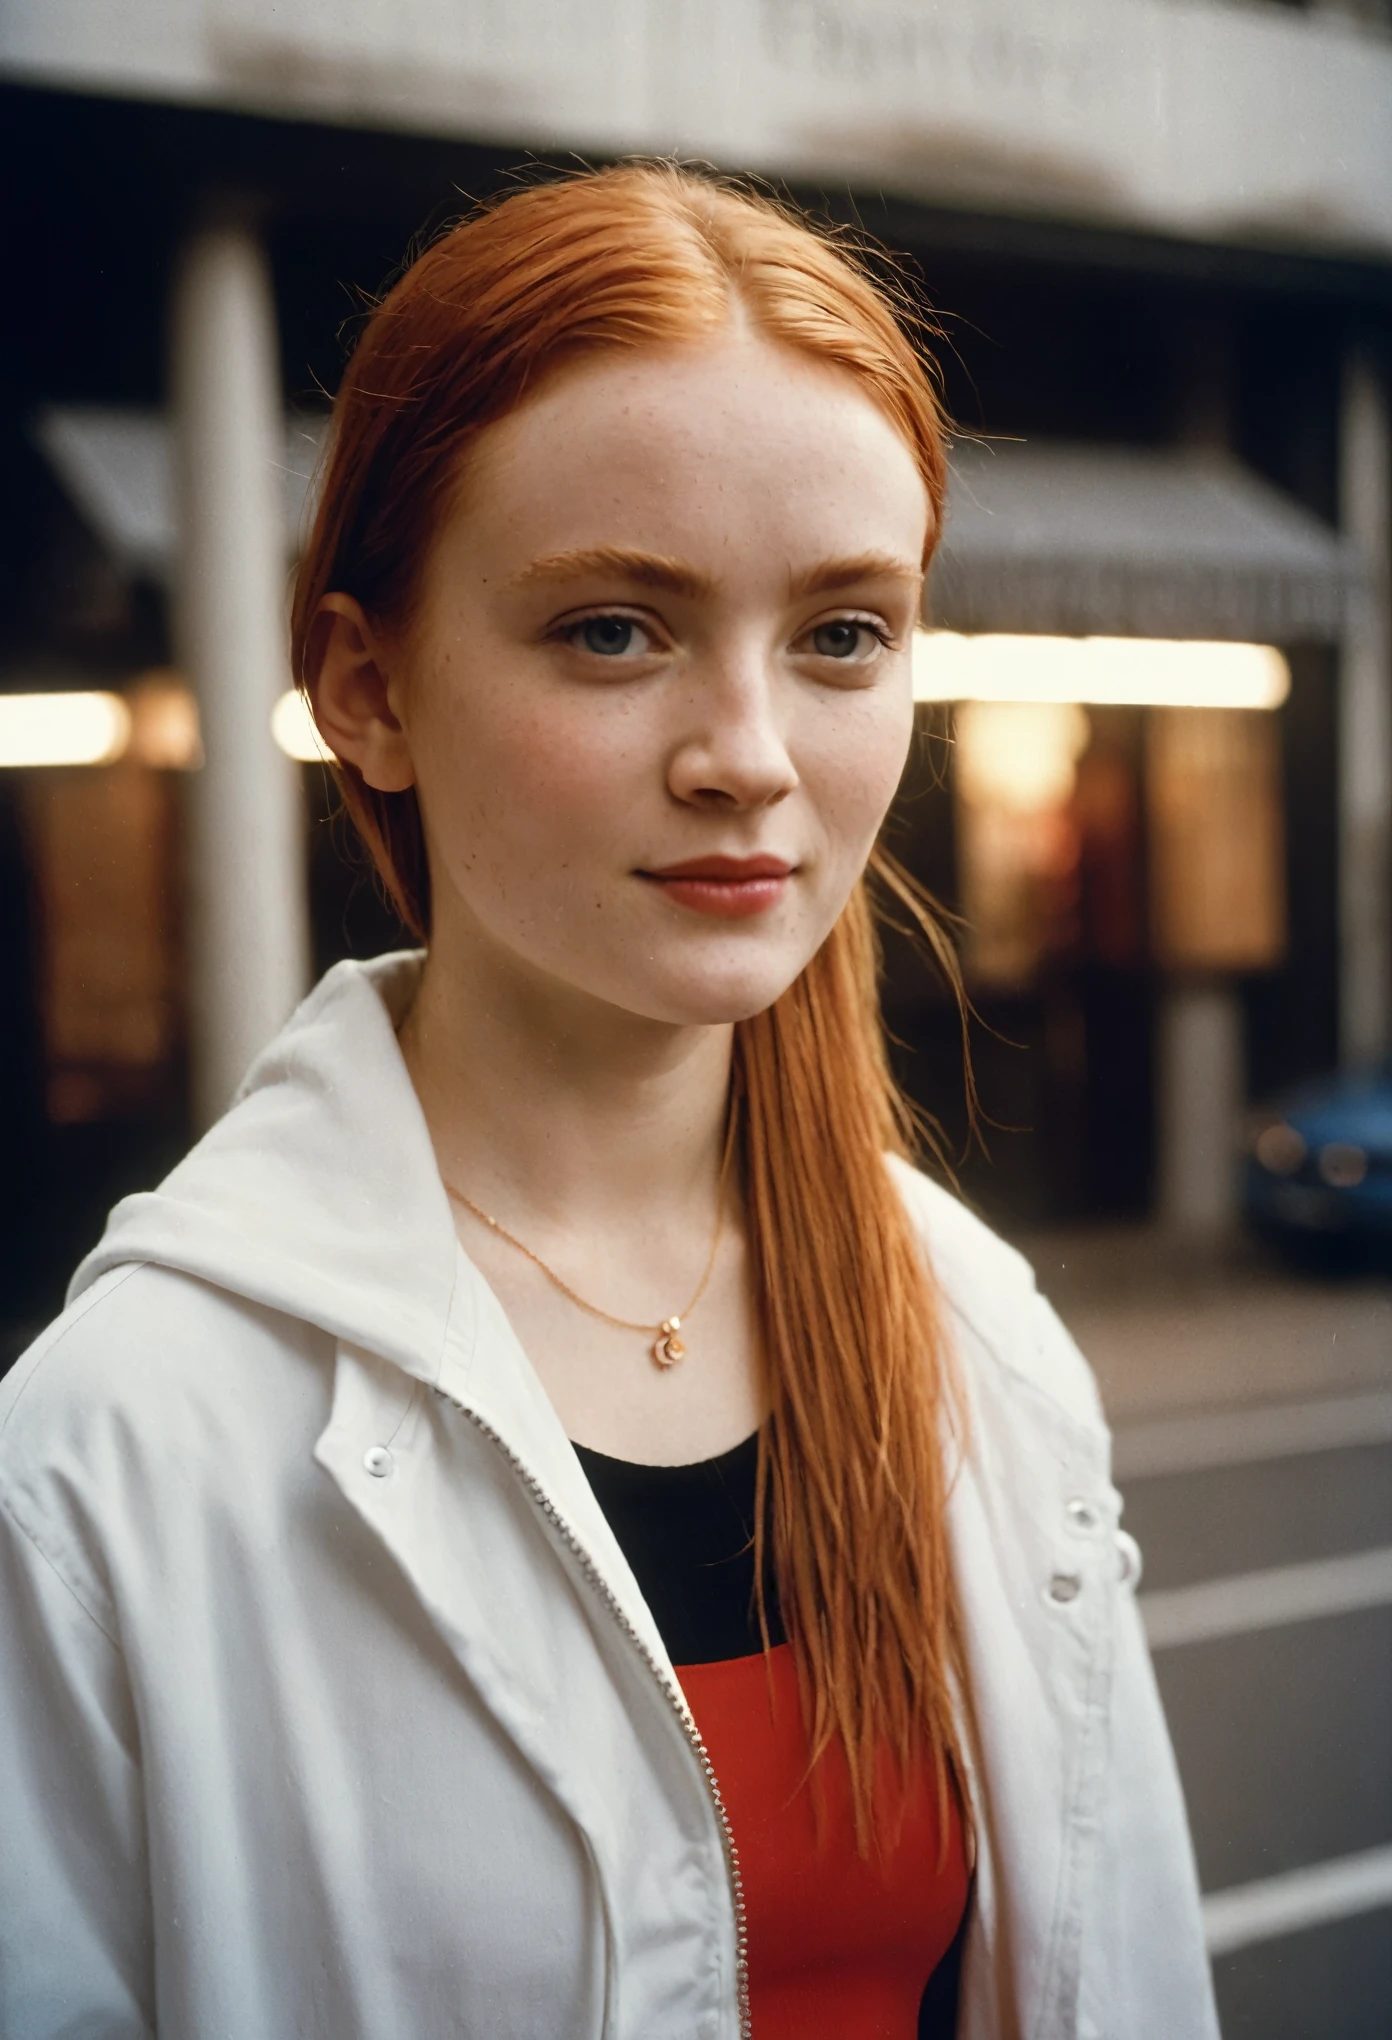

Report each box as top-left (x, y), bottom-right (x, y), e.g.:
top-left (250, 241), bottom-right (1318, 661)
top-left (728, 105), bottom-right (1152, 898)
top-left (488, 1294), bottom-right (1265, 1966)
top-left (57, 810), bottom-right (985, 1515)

top-left (70, 954), bottom-right (460, 1385)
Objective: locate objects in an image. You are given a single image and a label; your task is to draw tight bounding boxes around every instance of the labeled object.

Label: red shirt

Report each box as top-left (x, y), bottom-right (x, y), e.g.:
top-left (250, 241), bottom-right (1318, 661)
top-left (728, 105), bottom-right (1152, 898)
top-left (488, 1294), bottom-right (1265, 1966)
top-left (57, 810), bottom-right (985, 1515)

top-left (679, 1643), bottom-right (970, 2039)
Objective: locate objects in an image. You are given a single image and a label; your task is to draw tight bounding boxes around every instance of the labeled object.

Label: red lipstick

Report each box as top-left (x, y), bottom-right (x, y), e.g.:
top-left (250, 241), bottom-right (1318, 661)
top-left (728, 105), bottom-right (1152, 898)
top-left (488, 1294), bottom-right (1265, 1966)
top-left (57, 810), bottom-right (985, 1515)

top-left (639, 853), bottom-right (793, 919)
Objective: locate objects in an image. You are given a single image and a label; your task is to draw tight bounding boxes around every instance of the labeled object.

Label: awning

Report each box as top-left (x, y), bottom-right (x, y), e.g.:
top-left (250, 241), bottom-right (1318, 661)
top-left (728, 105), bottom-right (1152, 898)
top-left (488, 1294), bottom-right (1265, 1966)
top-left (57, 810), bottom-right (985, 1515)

top-left (33, 408), bottom-right (325, 580)
top-left (36, 408), bottom-right (1356, 645)
top-left (930, 440), bottom-right (1356, 643)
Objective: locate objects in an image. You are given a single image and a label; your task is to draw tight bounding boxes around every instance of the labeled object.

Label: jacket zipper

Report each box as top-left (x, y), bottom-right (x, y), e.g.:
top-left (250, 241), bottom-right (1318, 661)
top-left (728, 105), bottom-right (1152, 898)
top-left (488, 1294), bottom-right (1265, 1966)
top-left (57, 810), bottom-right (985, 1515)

top-left (438, 1391), bottom-right (752, 2040)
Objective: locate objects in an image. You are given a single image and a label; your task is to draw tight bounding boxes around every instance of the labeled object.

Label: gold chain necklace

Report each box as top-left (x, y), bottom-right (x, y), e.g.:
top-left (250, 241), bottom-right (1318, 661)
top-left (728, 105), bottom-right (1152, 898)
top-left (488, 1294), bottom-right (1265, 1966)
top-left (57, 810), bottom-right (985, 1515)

top-left (443, 1110), bottom-right (737, 1369)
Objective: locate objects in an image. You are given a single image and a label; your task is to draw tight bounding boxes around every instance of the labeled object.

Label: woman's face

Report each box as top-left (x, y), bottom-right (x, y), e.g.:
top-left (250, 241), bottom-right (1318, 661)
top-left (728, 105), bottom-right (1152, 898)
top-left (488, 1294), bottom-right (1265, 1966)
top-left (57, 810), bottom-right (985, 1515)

top-left (370, 333), bottom-right (928, 1026)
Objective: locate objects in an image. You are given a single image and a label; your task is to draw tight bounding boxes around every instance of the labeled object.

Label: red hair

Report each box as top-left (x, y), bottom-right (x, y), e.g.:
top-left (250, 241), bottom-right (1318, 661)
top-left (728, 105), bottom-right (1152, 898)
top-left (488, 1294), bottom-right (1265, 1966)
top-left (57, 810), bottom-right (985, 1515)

top-left (292, 163), bottom-right (967, 1847)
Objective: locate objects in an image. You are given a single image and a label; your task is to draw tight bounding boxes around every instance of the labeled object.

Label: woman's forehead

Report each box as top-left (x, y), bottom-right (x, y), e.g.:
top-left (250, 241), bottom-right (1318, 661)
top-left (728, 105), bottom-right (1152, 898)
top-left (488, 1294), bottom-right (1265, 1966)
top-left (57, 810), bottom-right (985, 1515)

top-left (437, 335), bottom-right (932, 592)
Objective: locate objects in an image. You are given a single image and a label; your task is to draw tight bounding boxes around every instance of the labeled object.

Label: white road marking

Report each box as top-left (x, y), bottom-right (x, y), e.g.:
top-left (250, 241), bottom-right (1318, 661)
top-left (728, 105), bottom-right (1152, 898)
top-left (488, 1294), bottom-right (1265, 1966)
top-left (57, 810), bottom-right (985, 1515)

top-left (1106, 1395), bottom-right (1392, 1965)
top-left (1140, 1545), bottom-right (1392, 1650)
top-left (1204, 1844), bottom-right (1392, 1957)
top-left (1113, 1388), bottom-right (1392, 1481)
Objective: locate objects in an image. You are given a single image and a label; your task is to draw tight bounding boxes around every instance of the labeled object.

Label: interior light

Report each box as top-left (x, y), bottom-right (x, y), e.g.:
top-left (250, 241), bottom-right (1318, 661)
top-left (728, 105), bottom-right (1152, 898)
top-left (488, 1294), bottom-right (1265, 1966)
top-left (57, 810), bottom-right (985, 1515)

top-left (127, 673), bottom-right (203, 770)
top-left (0, 691), bottom-right (132, 767)
top-left (913, 631), bottom-right (1290, 709)
top-left (955, 700), bottom-right (1091, 812)
top-left (271, 689), bottom-right (332, 763)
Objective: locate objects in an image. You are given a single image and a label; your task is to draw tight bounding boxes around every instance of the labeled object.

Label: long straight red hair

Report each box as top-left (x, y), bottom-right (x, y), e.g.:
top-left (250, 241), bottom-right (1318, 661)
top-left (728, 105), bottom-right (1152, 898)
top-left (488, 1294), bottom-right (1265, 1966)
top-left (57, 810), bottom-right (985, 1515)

top-left (292, 163), bottom-right (968, 1845)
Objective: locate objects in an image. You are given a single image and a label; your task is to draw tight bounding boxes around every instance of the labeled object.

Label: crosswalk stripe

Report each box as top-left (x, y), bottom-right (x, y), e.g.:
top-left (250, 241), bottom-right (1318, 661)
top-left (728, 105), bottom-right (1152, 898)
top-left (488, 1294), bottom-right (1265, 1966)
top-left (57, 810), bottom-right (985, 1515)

top-left (1140, 1545), bottom-right (1392, 1650)
top-left (1204, 1844), bottom-right (1392, 1956)
top-left (1113, 1388), bottom-right (1392, 1481)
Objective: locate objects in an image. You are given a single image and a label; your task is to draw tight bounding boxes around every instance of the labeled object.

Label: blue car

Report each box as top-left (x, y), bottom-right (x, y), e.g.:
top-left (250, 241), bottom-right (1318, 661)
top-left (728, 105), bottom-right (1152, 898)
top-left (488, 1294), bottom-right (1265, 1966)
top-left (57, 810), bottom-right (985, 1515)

top-left (1245, 1066), bottom-right (1392, 1249)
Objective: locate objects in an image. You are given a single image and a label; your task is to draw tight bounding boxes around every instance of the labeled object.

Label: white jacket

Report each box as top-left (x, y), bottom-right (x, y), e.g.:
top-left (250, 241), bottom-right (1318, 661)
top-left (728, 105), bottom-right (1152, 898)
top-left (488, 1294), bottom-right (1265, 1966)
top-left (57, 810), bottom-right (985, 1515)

top-left (0, 955), bottom-right (1218, 2040)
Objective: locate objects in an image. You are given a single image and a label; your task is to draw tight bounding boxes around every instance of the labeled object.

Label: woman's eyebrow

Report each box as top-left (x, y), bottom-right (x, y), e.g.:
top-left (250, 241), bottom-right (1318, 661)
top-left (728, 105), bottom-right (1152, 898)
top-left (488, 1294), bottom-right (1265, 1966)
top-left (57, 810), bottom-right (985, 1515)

top-left (507, 546), bottom-right (713, 598)
top-left (788, 553), bottom-right (924, 600)
top-left (508, 546), bottom-right (922, 603)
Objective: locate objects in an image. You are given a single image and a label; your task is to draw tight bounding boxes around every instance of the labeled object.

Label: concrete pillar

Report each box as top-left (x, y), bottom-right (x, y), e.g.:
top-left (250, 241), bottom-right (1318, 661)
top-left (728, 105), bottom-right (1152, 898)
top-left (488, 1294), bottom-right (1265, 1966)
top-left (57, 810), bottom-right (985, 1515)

top-left (171, 221), bottom-right (310, 1128)
top-left (1338, 352), bottom-right (1392, 1070)
top-left (1157, 980), bottom-right (1243, 1235)
top-left (1155, 339), bottom-right (1246, 1236)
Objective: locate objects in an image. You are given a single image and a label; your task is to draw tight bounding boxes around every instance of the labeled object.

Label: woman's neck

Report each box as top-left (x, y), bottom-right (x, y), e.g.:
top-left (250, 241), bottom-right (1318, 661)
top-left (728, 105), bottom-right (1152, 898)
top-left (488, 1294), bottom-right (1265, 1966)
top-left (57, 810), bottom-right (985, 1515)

top-left (398, 935), bottom-right (735, 1235)
top-left (397, 914), bottom-right (761, 1469)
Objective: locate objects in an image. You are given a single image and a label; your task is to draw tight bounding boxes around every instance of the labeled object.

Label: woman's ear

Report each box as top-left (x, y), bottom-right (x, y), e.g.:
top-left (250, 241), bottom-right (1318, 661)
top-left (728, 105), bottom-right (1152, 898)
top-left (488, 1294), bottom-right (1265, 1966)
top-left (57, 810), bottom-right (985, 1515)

top-left (308, 594), bottom-right (416, 793)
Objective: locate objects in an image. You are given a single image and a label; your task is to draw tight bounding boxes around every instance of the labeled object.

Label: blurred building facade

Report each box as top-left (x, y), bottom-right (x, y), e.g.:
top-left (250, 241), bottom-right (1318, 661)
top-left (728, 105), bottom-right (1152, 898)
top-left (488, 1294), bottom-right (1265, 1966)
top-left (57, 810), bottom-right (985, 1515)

top-left (1, 0), bottom-right (1389, 1276)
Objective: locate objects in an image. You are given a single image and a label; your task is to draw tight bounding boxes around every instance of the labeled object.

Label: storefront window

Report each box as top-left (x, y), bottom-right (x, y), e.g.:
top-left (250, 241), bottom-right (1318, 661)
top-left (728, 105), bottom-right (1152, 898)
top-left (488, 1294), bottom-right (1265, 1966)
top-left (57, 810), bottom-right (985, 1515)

top-left (23, 720), bottom-right (186, 1125)
top-left (953, 699), bottom-right (1089, 988)
top-left (1147, 706), bottom-right (1286, 973)
top-left (953, 694), bottom-right (1285, 988)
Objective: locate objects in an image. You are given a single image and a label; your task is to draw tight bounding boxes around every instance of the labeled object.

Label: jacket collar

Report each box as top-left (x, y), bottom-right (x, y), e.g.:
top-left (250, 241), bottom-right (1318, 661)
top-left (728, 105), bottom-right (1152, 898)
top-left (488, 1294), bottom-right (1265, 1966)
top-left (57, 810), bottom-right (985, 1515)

top-left (72, 952), bottom-right (679, 1687)
top-left (71, 955), bottom-right (458, 1386)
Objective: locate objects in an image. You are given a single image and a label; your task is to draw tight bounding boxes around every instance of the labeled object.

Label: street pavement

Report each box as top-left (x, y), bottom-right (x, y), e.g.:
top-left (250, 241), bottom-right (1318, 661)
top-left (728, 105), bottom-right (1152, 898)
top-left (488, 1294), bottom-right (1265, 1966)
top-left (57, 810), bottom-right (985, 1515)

top-left (1028, 1227), bottom-right (1392, 2040)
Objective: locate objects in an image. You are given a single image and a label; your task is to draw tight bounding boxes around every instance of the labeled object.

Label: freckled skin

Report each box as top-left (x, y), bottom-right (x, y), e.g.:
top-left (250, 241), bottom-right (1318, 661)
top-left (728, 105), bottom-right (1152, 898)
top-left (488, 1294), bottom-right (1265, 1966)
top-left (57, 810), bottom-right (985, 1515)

top-left (378, 333), bottom-right (930, 1029)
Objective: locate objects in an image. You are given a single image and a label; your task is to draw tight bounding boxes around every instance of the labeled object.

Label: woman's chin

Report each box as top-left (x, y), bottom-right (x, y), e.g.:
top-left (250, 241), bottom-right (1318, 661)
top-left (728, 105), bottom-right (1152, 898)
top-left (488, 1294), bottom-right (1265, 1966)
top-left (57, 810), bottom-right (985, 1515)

top-left (570, 918), bottom-right (838, 1027)
top-left (616, 958), bottom-right (813, 1029)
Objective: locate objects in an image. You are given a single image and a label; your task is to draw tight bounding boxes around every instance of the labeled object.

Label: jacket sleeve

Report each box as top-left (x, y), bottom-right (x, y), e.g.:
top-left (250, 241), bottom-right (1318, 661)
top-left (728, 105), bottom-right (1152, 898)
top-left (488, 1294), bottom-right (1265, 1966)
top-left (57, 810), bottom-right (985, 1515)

top-left (1080, 1553), bottom-right (1221, 2040)
top-left (1025, 1289), bottom-right (1220, 2039)
top-left (0, 1493), bottom-right (155, 2039)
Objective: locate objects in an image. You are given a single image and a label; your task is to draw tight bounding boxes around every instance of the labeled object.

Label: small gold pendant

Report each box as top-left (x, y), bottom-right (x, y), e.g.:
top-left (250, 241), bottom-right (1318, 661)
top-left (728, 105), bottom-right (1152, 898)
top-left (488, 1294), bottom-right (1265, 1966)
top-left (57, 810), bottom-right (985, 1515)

top-left (652, 1317), bottom-right (685, 1368)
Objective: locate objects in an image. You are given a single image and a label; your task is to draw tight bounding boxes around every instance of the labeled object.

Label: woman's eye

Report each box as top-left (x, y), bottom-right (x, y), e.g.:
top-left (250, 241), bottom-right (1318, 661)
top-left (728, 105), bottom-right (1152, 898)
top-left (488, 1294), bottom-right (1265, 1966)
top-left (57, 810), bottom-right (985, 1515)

top-left (808, 620), bottom-right (882, 661)
top-left (570, 615), bottom-right (651, 657)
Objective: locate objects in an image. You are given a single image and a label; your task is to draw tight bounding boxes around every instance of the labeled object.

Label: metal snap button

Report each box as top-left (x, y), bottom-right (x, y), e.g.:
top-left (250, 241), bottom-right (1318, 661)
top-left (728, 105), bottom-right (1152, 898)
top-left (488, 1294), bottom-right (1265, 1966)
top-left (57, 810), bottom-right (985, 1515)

top-left (363, 1445), bottom-right (394, 1479)
top-left (1065, 1497), bottom-right (1102, 1535)
top-left (1115, 1530), bottom-right (1144, 1589)
top-left (1048, 1570), bottom-right (1083, 1605)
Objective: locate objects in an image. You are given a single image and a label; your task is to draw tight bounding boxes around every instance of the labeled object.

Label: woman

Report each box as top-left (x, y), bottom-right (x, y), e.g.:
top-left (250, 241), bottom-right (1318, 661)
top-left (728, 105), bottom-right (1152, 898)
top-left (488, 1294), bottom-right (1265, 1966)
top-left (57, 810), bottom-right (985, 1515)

top-left (0, 166), bottom-right (1216, 2039)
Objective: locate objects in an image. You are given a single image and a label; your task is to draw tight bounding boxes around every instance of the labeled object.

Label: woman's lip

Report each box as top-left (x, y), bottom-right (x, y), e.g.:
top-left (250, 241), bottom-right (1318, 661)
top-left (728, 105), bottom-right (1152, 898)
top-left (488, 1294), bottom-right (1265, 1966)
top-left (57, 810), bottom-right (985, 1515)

top-left (640, 872), bottom-right (791, 919)
top-left (638, 857), bottom-right (794, 920)
top-left (642, 855), bottom-right (793, 880)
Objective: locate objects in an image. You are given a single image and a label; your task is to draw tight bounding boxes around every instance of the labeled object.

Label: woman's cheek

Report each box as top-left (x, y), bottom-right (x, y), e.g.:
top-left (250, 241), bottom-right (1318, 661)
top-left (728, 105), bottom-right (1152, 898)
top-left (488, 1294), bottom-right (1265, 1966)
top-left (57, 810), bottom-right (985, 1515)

top-left (501, 684), bottom-right (644, 795)
top-left (426, 692), bottom-right (614, 845)
top-left (808, 713), bottom-right (911, 849)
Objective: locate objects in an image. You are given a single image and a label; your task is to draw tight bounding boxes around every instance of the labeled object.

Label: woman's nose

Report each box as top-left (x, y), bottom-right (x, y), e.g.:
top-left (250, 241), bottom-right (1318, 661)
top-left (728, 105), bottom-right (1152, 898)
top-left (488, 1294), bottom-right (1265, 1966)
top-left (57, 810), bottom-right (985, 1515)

top-left (666, 660), bottom-right (800, 811)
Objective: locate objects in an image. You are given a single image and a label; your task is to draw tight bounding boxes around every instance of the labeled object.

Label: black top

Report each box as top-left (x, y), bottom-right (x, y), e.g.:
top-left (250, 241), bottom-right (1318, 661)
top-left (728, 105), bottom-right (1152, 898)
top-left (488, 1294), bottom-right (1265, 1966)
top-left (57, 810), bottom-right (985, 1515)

top-left (571, 1429), bottom-right (782, 1664)
top-left (572, 1429), bottom-right (968, 2040)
